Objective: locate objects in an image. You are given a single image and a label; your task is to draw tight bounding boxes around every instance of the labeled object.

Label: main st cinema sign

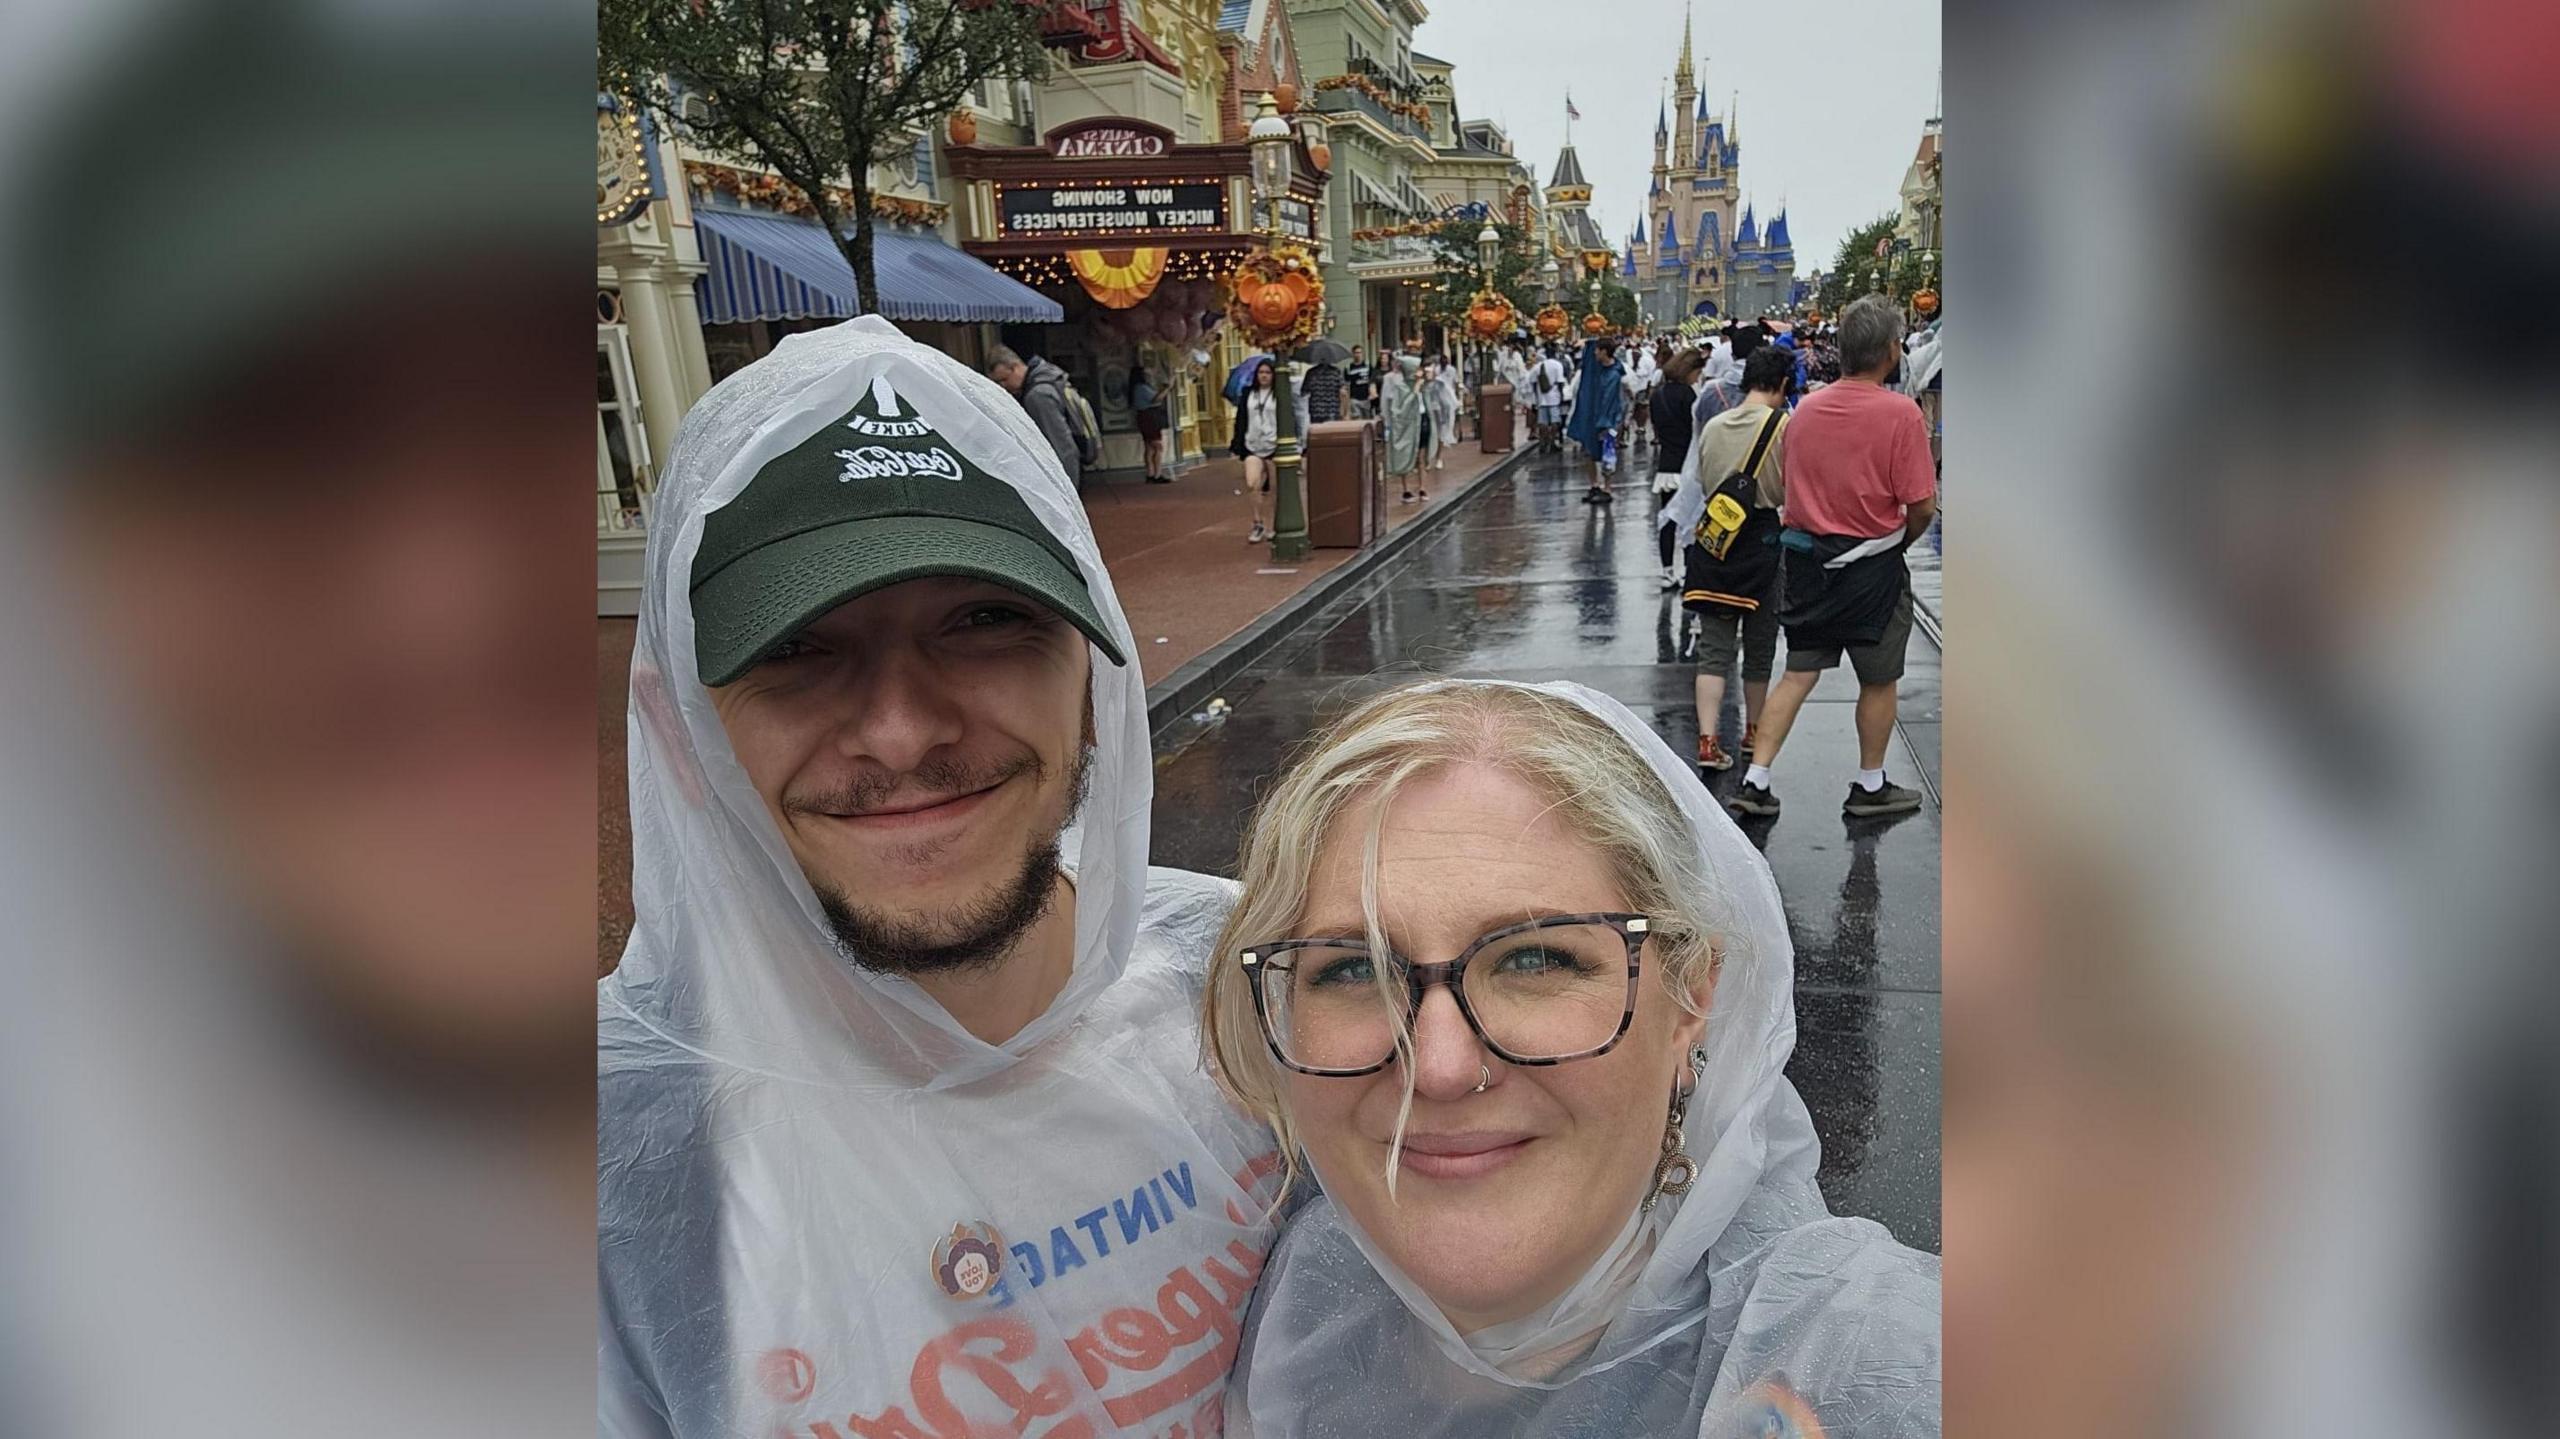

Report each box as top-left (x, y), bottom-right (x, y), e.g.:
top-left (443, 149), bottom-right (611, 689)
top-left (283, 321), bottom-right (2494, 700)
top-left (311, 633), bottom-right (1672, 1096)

top-left (993, 118), bottom-right (1230, 240)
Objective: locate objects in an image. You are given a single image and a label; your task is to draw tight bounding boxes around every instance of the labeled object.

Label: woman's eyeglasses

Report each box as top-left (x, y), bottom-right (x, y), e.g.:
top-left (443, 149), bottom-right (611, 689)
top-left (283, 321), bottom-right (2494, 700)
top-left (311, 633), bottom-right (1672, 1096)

top-left (1237, 913), bottom-right (1650, 1077)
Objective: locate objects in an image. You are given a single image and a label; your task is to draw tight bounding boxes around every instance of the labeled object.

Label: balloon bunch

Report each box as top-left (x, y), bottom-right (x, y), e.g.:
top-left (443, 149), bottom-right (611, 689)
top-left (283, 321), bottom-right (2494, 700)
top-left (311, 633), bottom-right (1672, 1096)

top-left (1070, 277), bottom-right (1227, 353)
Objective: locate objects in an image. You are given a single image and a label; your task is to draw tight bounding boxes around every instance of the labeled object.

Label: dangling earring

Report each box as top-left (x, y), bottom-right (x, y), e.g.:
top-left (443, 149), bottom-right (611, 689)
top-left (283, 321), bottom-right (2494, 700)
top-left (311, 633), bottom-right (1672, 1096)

top-left (1644, 1046), bottom-right (1708, 1213)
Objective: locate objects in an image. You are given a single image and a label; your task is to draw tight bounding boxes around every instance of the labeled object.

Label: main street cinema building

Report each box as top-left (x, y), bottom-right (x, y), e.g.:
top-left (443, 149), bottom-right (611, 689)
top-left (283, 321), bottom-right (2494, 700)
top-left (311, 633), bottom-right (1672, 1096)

top-left (944, 113), bottom-right (1327, 474)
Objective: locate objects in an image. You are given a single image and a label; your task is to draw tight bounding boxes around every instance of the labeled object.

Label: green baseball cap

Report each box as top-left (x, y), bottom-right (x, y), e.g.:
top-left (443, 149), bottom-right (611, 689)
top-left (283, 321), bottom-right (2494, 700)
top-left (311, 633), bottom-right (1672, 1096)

top-left (690, 373), bottom-right (1126, 686)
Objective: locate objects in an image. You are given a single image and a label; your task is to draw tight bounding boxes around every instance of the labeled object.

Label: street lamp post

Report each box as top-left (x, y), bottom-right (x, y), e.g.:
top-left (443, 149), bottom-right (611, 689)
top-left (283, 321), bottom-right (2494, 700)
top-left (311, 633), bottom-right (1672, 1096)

top-left (1474, 222), bottom-right (1500, 392)
top-left (1247, 94), bottom-right (1308, 563)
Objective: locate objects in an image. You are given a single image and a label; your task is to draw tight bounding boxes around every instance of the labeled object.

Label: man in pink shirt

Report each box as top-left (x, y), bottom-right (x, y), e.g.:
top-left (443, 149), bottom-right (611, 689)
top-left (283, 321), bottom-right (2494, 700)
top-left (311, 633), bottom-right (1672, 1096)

top-left (1726, 297), bottom-right (1940, 820)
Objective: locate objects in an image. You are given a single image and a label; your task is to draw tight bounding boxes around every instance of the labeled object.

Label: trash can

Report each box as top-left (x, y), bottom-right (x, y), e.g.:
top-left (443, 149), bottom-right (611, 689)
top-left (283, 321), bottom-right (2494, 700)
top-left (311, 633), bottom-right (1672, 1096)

top-left (1304, 419), bottom-right (1377, 549)
top-left (1478, 384), bottom-right (1513, 453)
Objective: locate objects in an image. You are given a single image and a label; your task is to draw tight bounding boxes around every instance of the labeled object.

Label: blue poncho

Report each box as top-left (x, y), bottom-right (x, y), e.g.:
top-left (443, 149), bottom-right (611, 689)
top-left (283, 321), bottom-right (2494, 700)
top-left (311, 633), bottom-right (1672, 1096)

top-left (1564, 339), bottom-right (1627, 462)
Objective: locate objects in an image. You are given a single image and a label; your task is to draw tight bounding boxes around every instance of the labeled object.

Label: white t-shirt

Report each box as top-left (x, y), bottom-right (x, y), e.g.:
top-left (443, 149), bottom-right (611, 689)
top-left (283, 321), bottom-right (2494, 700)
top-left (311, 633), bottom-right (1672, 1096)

top-left (1530, 358), bottom-right (1567, 405)
top-left (1244, 388), bottom-right (1277, 456)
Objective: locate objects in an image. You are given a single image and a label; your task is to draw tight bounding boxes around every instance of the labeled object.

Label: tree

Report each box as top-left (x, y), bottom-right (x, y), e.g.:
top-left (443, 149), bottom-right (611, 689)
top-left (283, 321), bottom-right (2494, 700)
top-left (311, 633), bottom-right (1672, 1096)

top-left (599, 0), bottom-right (1052, 315)
top-left (1816, 214), bottom-right (1901, 317)
top-left (1417, 216), bottom-right (1541, 332)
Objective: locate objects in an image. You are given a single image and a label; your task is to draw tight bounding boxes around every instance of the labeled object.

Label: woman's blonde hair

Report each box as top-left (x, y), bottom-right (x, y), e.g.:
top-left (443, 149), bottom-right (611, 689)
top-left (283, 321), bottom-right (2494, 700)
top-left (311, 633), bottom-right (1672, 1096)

top-left (1201, 681), bottom-right (1734, 1199)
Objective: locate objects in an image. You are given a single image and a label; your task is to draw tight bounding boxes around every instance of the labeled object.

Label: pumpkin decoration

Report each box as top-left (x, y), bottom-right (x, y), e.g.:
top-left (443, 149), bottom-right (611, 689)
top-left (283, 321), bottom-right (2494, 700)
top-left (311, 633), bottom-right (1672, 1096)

top-left (946, 110), bottom-right (977, 146)
top-left (1582, 311), bottom-right (1611, 336)
top-left (1464, 289), bottom-right (1515, 341)
top-left (1309, 141), bottom-right (1331, 173)
top-left (1912, 288), bottom-right (1940, 316)
top-left (1273, 80), bottom-right (1298, 114)
top-left (1533, 303), bottom-right (1569, 340)
top-left (1224, 241), bottom-right (1326, 351)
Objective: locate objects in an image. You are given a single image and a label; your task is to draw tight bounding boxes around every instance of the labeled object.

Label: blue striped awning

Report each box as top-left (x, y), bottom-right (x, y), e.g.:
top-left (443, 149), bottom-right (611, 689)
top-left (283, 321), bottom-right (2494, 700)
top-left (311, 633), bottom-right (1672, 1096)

top-left (692, 208), bottom-right (1062, 325)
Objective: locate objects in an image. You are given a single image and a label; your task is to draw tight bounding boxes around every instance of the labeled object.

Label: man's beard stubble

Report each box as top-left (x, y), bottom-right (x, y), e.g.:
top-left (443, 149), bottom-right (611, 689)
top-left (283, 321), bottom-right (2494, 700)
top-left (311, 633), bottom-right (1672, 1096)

top-left (813, 741), bottom-right (1095, 977)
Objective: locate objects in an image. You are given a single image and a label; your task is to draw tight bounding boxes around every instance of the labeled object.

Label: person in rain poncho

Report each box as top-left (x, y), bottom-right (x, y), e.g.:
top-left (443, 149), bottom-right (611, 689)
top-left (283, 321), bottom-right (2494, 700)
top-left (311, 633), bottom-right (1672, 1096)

top-left (1383, 353), bottom-right (1427, 504)
top-left (1424, 356), bottom-right (1461, 472)
top-left (600, 318), bottom-right (1278, 1438)
top-left (1201, 680), bottom-right (1940, 1438)
top-left (1565, 337), bottom-right (1629, 506)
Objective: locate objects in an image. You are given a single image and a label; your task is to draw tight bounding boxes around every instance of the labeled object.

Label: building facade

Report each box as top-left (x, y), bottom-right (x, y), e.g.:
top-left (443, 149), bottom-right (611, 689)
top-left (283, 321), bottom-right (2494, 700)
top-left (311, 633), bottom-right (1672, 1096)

top-left (1410, 54), bottom-right (1539, 225)
top-left (1287, 0), bottom-right (1439, 354)
top-left (1622, 15), bottom-right (1794, 325)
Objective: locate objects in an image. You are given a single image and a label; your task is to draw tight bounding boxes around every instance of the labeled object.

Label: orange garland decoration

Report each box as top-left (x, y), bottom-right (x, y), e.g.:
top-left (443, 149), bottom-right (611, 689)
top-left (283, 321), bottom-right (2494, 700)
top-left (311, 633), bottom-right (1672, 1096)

top-left (1066, 247), bottom-right (1170, 309)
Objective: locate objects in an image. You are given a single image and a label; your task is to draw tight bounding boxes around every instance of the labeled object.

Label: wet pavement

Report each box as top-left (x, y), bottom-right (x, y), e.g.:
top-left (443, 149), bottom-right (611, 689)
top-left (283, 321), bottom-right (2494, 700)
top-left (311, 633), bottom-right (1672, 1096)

top-left (1149, 442), bottom-right (1942, 1253)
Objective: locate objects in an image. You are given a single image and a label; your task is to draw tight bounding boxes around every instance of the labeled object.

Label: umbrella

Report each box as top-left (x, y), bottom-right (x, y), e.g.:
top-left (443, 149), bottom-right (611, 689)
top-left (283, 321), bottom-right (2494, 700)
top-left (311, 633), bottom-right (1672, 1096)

top-left (1223, 354), bottom-right (1272, 403)
top-left (1300, 337), bottom-right (1353, 366)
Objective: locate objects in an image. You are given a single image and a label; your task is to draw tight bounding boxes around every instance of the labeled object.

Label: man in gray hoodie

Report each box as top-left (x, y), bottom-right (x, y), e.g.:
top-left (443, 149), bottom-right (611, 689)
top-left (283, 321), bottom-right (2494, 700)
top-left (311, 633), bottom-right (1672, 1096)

top-left (987, 346), bottom-right (1082, 486)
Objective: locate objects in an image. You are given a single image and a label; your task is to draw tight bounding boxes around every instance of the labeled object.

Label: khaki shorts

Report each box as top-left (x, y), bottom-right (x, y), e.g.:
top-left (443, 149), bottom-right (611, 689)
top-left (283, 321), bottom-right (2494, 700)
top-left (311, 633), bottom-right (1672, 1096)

top-left (1783, 579), bottom-right (1914, 685)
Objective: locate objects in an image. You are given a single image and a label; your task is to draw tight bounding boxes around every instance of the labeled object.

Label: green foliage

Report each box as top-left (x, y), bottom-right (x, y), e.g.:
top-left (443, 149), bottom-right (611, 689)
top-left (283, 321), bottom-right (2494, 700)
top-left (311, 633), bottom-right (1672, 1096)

top-left (1597, 275), bottom-right (1640, 333)
top-left (599, 0), bottom-right (1051, 310)
top-left (1816, 214), bottom-right (1901, 316)
top-left (1417, 216), bottom-right (1541, 329)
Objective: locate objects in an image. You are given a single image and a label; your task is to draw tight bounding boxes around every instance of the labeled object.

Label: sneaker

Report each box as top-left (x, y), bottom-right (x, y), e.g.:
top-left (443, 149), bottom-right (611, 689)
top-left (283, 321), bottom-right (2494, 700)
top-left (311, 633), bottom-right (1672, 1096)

top-left (1696, 735), bottom-right (1734, 772)
top-left (1842, 778), bottom-right (1923, 818)
top-left (1593, 488), bottom-right (1614, 505)
top-left (1726, 780), bottom-right (1779, 817)
top-left (1246, 522), bottom-right (1267, 543)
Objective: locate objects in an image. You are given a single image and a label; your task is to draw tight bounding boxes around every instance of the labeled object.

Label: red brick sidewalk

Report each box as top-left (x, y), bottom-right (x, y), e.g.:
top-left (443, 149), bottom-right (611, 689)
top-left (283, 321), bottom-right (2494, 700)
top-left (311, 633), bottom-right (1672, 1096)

top-left (598, 433), bottom-right (1528, 965)
top-left (1088, 437), bottom-right (1517, 685)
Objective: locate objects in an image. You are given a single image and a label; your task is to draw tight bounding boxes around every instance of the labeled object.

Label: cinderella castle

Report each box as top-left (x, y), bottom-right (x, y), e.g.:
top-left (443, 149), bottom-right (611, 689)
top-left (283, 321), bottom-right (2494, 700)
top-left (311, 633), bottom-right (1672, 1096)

top-left (1624, 12), bottom-right (1795, 325)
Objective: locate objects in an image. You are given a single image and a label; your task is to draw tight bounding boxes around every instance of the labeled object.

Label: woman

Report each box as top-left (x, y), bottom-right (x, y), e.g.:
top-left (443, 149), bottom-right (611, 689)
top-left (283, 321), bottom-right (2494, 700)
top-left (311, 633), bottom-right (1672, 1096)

top-left (1229, 357), bottom-right (1279, 542)
top-left (1205, 680), bottom-right (1939, 1438)
top-left (1564, 337), bottom-right (1627, 505)
top-left (1131, 364), bottom-right (1170, 483)
top-left (1650, 348), bottom-right (1705, 590)
top-left (1383, 352), bottom-right (1427, 504)
top-left (1425, 355), bottom-right (1461, 472)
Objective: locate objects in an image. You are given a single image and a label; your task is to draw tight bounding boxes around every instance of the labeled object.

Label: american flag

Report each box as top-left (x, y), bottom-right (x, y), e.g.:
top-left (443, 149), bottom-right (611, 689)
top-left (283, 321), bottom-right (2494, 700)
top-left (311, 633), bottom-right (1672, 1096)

top-left (1566, 94), bottom-right (1580, 121)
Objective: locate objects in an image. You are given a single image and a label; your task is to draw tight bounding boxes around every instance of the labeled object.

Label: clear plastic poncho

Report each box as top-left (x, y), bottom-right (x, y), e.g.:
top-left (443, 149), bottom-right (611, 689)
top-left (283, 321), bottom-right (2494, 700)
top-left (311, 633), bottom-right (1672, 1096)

top-left (1226, 681), bottom-right (1940, 1439)
top-left (599, 318), bottom-right (1275, 1438)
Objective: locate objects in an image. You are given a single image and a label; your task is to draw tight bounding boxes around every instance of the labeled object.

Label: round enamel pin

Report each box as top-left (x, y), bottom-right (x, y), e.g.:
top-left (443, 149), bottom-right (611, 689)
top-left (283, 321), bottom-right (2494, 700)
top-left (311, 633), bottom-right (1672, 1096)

top-left (931, 1222), bottom-right (1005, 1301)
top-left (1722, 1381), bottom-right (1825, 1439)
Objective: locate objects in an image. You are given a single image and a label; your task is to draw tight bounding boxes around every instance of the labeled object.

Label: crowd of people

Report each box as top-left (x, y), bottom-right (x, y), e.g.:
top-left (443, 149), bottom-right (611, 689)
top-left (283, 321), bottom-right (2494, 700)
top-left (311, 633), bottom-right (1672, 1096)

top-left (1471, 300), bottom-right (1941, 821)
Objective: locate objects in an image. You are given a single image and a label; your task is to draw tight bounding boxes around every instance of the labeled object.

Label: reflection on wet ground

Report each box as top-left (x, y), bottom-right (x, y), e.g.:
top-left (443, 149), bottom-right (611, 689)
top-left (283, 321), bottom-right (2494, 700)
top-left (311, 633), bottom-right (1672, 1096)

top-left (1149, 447), bottom-right (1942, 1252)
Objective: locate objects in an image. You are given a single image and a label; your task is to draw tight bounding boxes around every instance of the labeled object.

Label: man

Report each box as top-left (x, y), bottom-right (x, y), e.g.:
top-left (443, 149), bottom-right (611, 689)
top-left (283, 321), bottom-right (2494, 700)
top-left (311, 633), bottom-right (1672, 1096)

top-left (1727, 296), bottom-right (1938, 819)
top-left (1625, 341), bottom-right (1660, 451)
top-left (1676, 344), bottom-right (1796, 772)
top-left (1302, 353), bottom-right (1344, 423)
top-left (1566, 337), bottom-right (1627, 505)
top-left (1529, 343), bottom-right (1570, 453)
top-left (987, 345), bottom-right (1081, 487)
top-left (1343, 344), bottom-right (1373, 418)
top-left (602, 320), bottom-right (1276, 1436)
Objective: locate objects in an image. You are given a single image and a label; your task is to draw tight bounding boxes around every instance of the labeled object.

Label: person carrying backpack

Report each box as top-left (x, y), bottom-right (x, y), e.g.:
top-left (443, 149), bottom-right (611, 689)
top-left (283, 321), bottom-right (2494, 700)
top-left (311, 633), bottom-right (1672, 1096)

top-left (1669, 344), bottom-right (1795, 774)
top-left (986, 346), bottom-right (1093, 486)
top-left (1530, 345), bottom-right (1568, 453)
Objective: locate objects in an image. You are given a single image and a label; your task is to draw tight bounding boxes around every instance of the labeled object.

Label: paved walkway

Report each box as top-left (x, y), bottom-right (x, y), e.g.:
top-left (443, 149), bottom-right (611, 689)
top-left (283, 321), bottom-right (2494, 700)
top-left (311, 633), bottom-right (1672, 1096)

top-left (1148, 442), bottom-right (1943, 1252)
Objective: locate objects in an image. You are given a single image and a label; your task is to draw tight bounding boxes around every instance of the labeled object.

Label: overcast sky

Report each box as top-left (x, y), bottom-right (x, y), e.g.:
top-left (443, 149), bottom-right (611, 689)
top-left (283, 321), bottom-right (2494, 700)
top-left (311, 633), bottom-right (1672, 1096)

top-left (1411, 0), bottom-right (1939, 274)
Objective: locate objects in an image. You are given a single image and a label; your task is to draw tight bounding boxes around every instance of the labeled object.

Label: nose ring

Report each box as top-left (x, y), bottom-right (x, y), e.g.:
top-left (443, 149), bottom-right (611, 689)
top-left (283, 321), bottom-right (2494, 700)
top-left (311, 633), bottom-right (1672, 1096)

top-left (1471, 1063), bottom-right (1491, 1094)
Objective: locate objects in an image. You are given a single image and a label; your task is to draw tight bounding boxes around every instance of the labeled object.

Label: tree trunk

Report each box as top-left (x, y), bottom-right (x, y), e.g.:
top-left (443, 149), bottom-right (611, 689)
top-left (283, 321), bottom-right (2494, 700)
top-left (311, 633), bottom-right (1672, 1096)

top-left (843, 166), bottom-right (879, 318)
